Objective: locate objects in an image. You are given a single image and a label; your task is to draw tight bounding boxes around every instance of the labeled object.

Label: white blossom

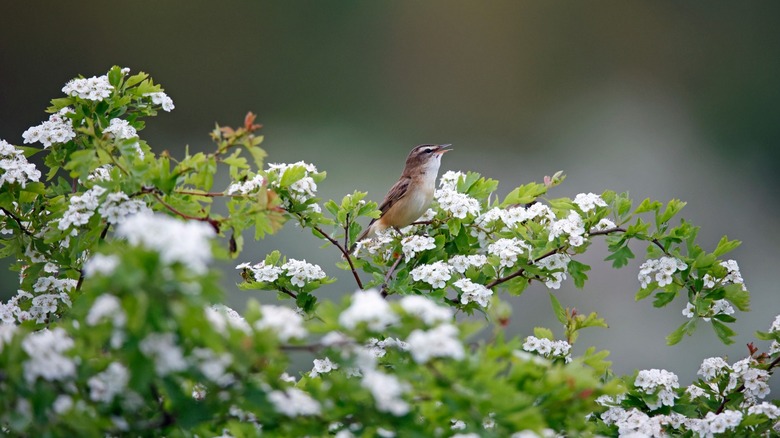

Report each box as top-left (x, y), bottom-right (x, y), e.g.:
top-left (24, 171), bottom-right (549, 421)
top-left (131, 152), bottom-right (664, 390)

top-left (88, 362), bottom-right (129, 402)
top-left (0, 139), bottom-right (41, 188)
top-left (86, 294), bottom-right (126, 327)
top-left (339, 289), bottom-right (398, 331)
top-left (454, 278), bottom-right (492, 307)
top-left (522, 336), bottom-right (571, 362)
top-left (573, 192), bottom-right (607, 212)
top-left (98, 192), bottom-right (149, 224)
top-left (634, 369), bottom-right (679, 410)
top-left (448, 254), bottom-right (487, 273)
top-left (361, 370), bottom-right (410, 416)
top-left (192, 348), bottom-right (233, 385)
top-left (266, 161), bottom-right (319, 204)
top-left (83, 253), bottom-right (120, 278)
top-left (206, 304), bottom-right (251, 334)
top-left (535, 253), bottom-right (571, 289)
top-left (438, 170), bottom-right (465, 190)
top-left (52, 395), bottom-right (73, 415)
top-left (62, 75), bottom-right (113, 101)
top-left (58, 185), bottom-right (107, 230)
top-left (748, 402), bottom-right (780, 419)
top-left (227, 174), bottom-right (265, 195)
top-left (547, 210), bottom-right (586, 247)
top-left (400, 235), bottom-right (436, 260)
top-left (399, 295), bottom-right (453, 325)
top-left (238, 260), bottom-right (283, 283)
top-left (406, 324), bottom-right (464, 363)
top-left (487, 238), bottom-right (531, 269)
top-left (310, 357), bottom-right (339, 377)
top-left (103, 118), bottom-right (137, 140)
top-left (268, 388), bottom-right (321, 417)
top-left (22, 107), bottom-right (76, 148)
top-left (435, 187), bottom-right (481, 219)
top-left (145, 91), bottom-right (175, 111)
top-left (281, 258), bottom-right (327, 287)
top-left (410, 261), bottom-right (452, 289)
top-left (22, 328), bottom-right (76, 383)
top-left (139, 333), bottom-right (187, 376)
top-left (638, 256), bottom-right (688, 289)
top-left (591, 218), bottom-right (616, 232)
top-left (698, 357), bottom-right (729, 380)
top-left (703, 259), bottom-right (746, 291)
top-left (115, 213), bottom-right (214, 274)
top-left (255, 305), bottom-right (307, 341)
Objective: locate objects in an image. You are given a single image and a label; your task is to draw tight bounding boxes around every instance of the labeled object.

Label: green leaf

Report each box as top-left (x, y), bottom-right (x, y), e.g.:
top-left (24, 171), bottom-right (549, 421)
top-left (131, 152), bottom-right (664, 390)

top-left (280, 165), bottom-right (306, 187)
top-left (567, 259), bottom-right (590, 288)
top-left (723, 283), bottom-right (750, 311)
top-left (652, 291), bottom-right (677, 308)
top-left (605, 245), bottom-right (634, 268)
top-left (501, 182), bottom-right (547, 207)
top-left (657, 199), bottom-right (686, 224)
top-left (634, 198), bottom-right (662, 214)
top-left (711, 320), bottom-right (736, 345)
top-left (549, 293), bottom-right (566, 324)
top-left (712, 236), bottom-right (741, 257)
top-left (666, 320), bottom-right (692, 345)
top-left (533, 327), bottom-right (554, 341)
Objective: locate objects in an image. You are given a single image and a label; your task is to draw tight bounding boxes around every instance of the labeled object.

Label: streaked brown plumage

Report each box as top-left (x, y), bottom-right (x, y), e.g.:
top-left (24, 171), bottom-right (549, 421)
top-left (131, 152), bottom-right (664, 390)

top-left (357, 144), bottom-right (451, 241)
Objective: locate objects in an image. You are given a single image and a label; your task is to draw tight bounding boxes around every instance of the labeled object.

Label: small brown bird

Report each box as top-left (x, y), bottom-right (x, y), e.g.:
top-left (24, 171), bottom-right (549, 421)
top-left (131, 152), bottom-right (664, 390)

top-left (357, 144), bottom-right (451, 241)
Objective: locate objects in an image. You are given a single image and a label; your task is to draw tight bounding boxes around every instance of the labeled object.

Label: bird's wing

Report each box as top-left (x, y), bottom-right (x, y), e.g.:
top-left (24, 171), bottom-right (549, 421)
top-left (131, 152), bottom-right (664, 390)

top-left (376, 176), bottom-right (411, 216)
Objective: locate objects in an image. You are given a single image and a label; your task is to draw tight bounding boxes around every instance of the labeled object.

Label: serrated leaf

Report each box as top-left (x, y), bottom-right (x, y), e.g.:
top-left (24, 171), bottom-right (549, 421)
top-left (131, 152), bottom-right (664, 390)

top-left (652, 291), bottom-right (676, 308)
top-left (280, 165), bottom-right (306, 187)
top-left (666, 321), bottom-right (689, 345)
top-left (711, 320), bottom-right (736, 345)
top-left (549, 293), bottom-right (566, 324)
top-left (634, 198), bottom-right (662, 214)
top-left (723, 283), bottom-right (750, 311)
top-left (568, 259), bottom-right (590, 288)
top-left (605, 245), bottom-right (634, 268)
top-left (501, 182), bottom-right (547, 207)
top-left (713, 236), bottom-right (741, 257)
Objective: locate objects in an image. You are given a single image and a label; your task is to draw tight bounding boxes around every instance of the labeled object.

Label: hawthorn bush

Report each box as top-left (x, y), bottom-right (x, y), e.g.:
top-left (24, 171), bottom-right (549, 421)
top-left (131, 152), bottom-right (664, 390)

top-left (0, 67), bottom-right (777, 437)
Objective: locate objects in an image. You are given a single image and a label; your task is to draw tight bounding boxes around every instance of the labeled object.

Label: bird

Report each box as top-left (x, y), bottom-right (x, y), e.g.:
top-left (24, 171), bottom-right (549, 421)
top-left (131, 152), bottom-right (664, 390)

top-left (356, 144), bottom-right (451, 243)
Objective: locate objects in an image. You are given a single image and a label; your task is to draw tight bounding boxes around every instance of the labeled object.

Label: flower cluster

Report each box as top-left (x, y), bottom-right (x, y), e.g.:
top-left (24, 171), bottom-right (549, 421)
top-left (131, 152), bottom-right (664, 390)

top-left (0, 139), bottom-right (41, 188)
top-left (400, 234), bottom-right (436, 260)
top-left (638, 256), bottom-right (688, 289)
top-left (116, 213), bottom-right (214, 274)
top-left (399, 295), bottom-right (453, 325)
top-left (237, 258), bottom-right (327, 288)
top-left (145, 91), bottom-right (175, 112)
top-left (21, 328), bottom-right (76, 384)
top-left (62, 75), bottom-right (113, 101)
top-left (547, 210), bottom-right (586, 247)
top-left (255, 305), bottom-right (307, 342)
top-left (634, 368), bottom-right (679, 410)
top-left (88, 362), bottom-right (129, 402)
top-left (682, 299), bottom-right (735, 321)
top-left (58, 185), bottom-right (106, 231)
top-left (139, 332), bottom-right (187, 376)
top-left (310, 357), bottom-right (339, 377)
top-left (97, 192), bottom-right (150, 224)
top-left (226, 174), bottom-right (265, 195)
top-left (360, 369), bottom-right (410, 416)
top-left (522, 336), bottom-right (572, 362)
top-left (573, 192), bottom-right (607, 213)
top-left (488, 238), bottom-right (531, 269)
top-left (22, 107), bottom-right (76, 148)
top-left (406, 324), bottom-right (464, 363)
top-left (448, 254), bottom-right (487, 273)
top-left (435, 187), bottom-right (481, 219)
top-left (410, 261), bottom-right (453, 288)
top-left (535, 253), bottom-right (571, 289)
top-left (703, 259), bottom-right (746, 291)
top-left (339, 289), bottom-right (398, 331)
top-left (268, 388), bottom-right (321, 417)
top-left (266, 161), bottom-right (319, 204)
top-left (103, 118), bottom-right (137, 141)
top-left (453, 278), bottom-right (492, 307)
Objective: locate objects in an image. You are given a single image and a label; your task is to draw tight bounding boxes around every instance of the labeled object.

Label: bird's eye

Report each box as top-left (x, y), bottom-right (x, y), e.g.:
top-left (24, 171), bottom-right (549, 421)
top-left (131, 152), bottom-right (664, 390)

top-left (423, 148), bottom-right (433, 154)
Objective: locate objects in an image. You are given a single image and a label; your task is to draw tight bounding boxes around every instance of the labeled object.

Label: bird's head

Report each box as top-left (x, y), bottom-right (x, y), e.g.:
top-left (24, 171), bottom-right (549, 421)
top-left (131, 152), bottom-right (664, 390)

top-left (403, 144), bottom-right (451, 175)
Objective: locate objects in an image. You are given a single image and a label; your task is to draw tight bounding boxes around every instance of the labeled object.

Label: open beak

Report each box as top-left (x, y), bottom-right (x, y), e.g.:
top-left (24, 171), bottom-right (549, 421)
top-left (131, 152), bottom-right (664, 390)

top-left (436, 144), bottom-right (452, 154)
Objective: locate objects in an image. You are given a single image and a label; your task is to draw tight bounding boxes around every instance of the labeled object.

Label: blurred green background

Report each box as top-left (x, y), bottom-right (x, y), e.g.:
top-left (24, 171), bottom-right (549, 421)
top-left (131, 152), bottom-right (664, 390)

top-left (2, 2), bottom-right (779, 389)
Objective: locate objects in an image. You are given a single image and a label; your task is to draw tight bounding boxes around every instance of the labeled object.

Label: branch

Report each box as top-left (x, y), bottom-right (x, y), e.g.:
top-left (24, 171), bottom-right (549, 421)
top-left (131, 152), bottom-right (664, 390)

top-left (589, 226), bottom-right (668, 255)
top-left (151, 193), bottom-right (221, 233)
top-left (380, 255), bottom-right (404, 298)
top-left (0, 207), bottom-right (34, 237)
top-left (486, 248), bottom-right (558, 289)
top-left (311, 224), bottom-right (364, 290)
top-left (278, 287), bottom-right (297, 300)
top-left (174, 189), bottom-right (229, 198)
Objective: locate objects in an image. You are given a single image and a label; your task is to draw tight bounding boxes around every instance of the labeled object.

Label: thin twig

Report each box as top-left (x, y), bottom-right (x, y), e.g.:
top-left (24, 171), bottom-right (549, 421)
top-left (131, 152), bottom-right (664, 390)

top-left (311, 224), bottom-right (364, 290)
top-left (486, 248), bottom-right (558, 289)
top-left (278, 287), bottom-right (297, 300)
top-left (380, 255), bottom-right (404, 298)
top-left (174, 189), bottom-right (228, 198)
top-left (152, 193), bottom-right (220, 232)
top-left (0, 207), bottom-right (34, 237)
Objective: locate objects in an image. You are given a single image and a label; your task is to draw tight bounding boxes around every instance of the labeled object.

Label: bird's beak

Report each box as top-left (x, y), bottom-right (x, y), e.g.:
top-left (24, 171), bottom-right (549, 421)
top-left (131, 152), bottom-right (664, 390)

top-left (436, 144), bottom-right (452, 154)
